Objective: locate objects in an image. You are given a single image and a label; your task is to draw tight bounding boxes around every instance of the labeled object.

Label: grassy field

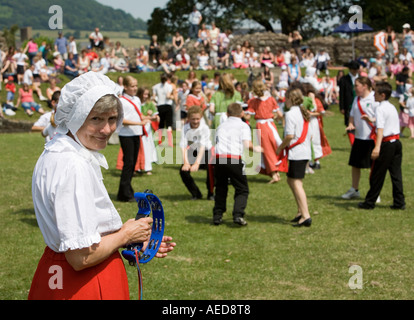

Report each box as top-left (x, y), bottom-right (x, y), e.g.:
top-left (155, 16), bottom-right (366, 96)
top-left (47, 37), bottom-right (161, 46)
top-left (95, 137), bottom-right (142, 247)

top-left (1, 69), bottom-right (413, 300)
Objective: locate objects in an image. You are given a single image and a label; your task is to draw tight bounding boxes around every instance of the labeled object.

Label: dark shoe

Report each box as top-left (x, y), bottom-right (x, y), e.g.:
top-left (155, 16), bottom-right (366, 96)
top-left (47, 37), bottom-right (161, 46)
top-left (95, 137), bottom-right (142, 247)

top-left (358, 202), bottom-right (374, 210)
top-left (207, 194), bottom-right (215, 201)
top-left (233, 217), bottom-right (248, 226)
top-left (313, 163), bottom-right (321, 169)
top-left (292, 217), bottom-right (312, 227)
top-left (290, 215), bottom-right (301, 223)
top-left (390, 204), bottom-right (406, 210)
top-left (191, 194), bottom-right (203, 200)
top-left (213, 216), bottom-right (223, 225)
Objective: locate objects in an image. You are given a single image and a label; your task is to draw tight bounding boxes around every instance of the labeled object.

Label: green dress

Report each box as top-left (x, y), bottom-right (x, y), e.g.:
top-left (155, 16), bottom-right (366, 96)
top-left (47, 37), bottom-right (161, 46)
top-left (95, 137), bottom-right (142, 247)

top-left (210, 90), bottom-right (243, 128)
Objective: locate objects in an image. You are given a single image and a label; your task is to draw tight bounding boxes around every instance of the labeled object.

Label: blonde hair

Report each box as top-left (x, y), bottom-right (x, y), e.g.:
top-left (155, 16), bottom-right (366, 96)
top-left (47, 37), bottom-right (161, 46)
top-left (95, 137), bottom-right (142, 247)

top-left (252, 80), bottom-right (267, 97)
top-left (285, 88), bottom-right (309, 122)
top-left (187, 106), bottom-right (202, 118)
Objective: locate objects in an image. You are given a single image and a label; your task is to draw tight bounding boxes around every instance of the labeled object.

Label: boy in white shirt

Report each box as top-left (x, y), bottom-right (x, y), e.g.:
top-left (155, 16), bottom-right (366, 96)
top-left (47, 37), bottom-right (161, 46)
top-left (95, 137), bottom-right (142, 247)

top-left (213, 103), bottom-right (261, 226)
top-left (358, 81), bottom-right (405, 210)
top-left (179, 106), bottom-right (214, 200)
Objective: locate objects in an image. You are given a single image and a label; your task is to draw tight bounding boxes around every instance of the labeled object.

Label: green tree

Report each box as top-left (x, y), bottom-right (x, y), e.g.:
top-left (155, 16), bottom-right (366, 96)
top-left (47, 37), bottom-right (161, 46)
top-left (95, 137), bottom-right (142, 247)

top-left (147, 0), bottom-right (352, 38)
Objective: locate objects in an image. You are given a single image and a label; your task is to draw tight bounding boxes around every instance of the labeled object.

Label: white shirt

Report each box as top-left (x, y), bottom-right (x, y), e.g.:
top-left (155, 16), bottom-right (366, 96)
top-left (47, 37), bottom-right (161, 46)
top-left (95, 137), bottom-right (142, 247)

top-left (69, 40), bottom-right (78, 55)
top-left (189, 10), bottom-right (202, 25)
top-left (23, 69), bottom-right (33, 85)
top-left (215, 117), bottom-right (251, 157)
top-left (350, 91), bottom-right (378, 140)
top-left (118, 94), bottom-right (143, 136)
top-left (13, 53), bottom-right (28, 66)
top-left (152, 82), bottom-right (173, 105)
top-left (32, 134), bottom-right (122, 252)
top-left (180, 121), bottom-right (212, 151)
top-left (376, 100), bottom-right (400, 137)
top-left (406, 96), bottom-right (414, 117)
top-left (284, 106), bottom-right (311, 160)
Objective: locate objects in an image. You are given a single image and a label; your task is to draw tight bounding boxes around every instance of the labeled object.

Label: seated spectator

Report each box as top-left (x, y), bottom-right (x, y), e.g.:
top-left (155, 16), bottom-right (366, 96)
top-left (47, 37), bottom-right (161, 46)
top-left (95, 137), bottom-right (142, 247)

top-left (64, 52), bottom-right (79, 79)
top-left (288, 56), bottom-right (301, 83)
top-left (175, 48), bottom-right (191, 71)
top-left (274, 49), bottom-right (285, 67)
top-left (136, 45), bottom-right (153, 72)
top-left (389, 57), bottom-right (402, 79)
top-left (399, 47), bottom-right (413, 63)
top-left (217, 46), bottom-right (229, 69)
top-left (46, 78), bottom-right (61, 107)
top-left (194, 23), bottom-right (210, 49)
top-left (53, 52), bottom-right (64, 74)
top-left (232, 45), bottom-right (248, 69)
top-left (157, 51), bottom-right (176, 74)
top-left (209, 21), bottom-right (220, 44)
top-left (260, 46), bottom-right (274, 68)
top-left (300, 48), bottom-right (315, 69)
top-left (77, 49), bottom-right (90, 74)
top-left (197, 49), bottom-right (212, 70)
top-left (218, 29), bottom-right (232, 50)
top-left (89, 27), bottom-right (104, 50)
top-left (112, 41), bottom-right (129, 72)
top-left (33, 52), bottom-right (49, 83)
top-left (85, 46), bottom-right (99, 63)
top-left (314, 49), bottom-right (331, 75)
top-left (245, 46), bottom-right (260, 68)
top-left (149, 34), bottom-right (161, 65)
top-left (261, 65), bottom-right (274, 90)
top-left (15, 82), bottom-right (45, 116)
top-left (23, 64), bottom-right (47, 101)
top-left (172, 31), bottom-right (184, 53)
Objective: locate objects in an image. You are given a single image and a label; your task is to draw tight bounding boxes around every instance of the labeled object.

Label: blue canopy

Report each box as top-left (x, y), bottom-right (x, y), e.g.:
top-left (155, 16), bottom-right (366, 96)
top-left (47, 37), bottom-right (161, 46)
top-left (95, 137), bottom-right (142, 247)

top-left (333, 22), bottom-right (373, 34)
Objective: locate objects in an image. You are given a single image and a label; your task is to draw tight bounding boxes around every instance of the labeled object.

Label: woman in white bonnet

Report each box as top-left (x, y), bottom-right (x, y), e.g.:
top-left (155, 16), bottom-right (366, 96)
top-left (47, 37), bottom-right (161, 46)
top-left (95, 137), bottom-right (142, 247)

top-left (29, 72), bottom-right (175, 300)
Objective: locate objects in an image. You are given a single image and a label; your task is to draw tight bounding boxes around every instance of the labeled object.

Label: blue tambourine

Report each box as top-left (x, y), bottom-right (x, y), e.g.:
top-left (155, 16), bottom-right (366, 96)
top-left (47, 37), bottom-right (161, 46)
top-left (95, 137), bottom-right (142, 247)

top-left (121, 190), bottom-right (165, 265)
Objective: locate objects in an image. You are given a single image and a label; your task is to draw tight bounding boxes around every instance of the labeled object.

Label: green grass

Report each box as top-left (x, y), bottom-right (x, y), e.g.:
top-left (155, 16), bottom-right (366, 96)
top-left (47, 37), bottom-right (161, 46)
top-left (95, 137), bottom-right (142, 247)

top-left (1, 70), bottom-right (414, 300)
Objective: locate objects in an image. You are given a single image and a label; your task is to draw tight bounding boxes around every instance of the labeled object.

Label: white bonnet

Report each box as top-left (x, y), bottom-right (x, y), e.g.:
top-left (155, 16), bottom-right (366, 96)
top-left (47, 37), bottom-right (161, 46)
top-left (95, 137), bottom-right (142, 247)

top-left (55, 72), bottom-right (123, 136)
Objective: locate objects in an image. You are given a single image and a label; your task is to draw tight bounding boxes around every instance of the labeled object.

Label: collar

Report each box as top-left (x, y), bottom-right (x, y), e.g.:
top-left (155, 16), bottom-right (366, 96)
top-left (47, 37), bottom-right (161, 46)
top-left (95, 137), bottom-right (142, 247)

top-left (45, 134), bottom-right (109, 170)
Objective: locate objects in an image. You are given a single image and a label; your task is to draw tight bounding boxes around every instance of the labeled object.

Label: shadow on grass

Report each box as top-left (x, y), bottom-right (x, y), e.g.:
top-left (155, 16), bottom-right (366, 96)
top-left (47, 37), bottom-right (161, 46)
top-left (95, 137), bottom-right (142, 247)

top-left (13, 208), bottom-right (39, 228)
top-left (185, 213), bottom-right (289, 227)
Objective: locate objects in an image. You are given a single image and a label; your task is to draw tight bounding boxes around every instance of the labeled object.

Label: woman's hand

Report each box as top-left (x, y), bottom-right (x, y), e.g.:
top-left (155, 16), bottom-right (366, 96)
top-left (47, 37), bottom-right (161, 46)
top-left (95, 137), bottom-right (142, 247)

top-left (121, 217), bottom-right (153, 245)
top-left (142, 236), bottom-right (176, 258)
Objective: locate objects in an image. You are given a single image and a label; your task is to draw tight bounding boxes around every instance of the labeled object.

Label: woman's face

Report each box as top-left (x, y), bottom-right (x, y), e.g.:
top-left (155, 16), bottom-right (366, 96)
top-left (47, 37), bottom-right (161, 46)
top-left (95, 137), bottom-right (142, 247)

top-left (124, 79), bottom-right (138, 96)
top-left (143, 89), bottom-right (150, 101)
top-left (77, 108), bottom-right (119, 151)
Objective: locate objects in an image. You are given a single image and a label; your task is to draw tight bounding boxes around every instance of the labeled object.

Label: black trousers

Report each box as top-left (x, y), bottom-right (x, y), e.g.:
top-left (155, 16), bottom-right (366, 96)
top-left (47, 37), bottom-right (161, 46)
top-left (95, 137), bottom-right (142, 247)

top-left (157, 104), bottom-right (173, 129)
top-left (117, 135), bottom-right (140, 201)
top-left (364, 140), bottom-right (405, 207)
top-left (213, 158), bottom-right (249, 219)
top-left (180, 150), bottom-right (214, 198)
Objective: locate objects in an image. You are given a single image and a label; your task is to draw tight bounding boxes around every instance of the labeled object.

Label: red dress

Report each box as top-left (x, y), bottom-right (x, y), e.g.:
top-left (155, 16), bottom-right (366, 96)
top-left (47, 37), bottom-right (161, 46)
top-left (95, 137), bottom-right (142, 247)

top-left (246, 96), bottom-right (288, 174)
top-left (28, 247), bottom-right (130, 300)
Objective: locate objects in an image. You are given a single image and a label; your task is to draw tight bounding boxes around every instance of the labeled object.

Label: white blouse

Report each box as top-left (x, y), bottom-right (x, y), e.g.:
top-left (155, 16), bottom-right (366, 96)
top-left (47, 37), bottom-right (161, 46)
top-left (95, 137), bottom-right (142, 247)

top-left (32, 134), bottom-right (123, 252)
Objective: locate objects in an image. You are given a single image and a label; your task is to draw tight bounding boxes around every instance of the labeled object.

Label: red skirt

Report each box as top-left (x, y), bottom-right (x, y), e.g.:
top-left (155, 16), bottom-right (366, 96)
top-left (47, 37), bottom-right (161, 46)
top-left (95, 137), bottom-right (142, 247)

top-left (28, 247), bottom-right (130, 300)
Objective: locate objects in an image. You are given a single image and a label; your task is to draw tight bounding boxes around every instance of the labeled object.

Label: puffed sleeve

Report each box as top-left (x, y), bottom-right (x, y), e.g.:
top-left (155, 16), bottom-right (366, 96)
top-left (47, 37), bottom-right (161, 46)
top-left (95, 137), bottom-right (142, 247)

top-left (53, 158), bottom-right (101, 252)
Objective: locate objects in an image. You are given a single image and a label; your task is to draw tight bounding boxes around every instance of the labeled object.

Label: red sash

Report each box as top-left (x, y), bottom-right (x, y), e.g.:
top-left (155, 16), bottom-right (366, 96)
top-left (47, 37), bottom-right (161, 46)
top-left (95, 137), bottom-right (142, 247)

top-left (279, 120), bottom-right (309, 168)
top-left (121, 96), bottom-right (148, 137)
top-left (382, 134), bottom-right (400, 142)
top-left (357, 97), bottom-right (376, 141)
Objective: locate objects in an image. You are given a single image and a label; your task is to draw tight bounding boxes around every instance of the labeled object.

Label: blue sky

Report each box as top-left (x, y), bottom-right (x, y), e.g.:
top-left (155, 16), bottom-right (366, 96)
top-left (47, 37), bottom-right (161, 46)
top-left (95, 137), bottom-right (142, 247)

top-left (95, 0), bottom-right (169, 21)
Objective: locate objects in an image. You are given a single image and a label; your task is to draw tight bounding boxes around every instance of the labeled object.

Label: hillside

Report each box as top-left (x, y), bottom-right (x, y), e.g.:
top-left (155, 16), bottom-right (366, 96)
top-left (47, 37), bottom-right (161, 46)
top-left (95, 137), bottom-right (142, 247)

top-left (0, 0), bottom-right (146, 31)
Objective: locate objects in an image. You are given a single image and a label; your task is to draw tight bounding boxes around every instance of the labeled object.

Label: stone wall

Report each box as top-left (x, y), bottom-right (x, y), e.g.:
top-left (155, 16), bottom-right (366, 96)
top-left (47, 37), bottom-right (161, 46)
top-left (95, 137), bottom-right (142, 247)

top-left (156, 31), bottom-right (400, 66)
top-left (0, 118), bottom-right (33, 133)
